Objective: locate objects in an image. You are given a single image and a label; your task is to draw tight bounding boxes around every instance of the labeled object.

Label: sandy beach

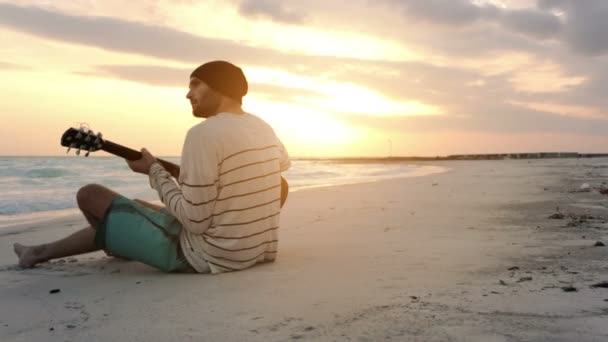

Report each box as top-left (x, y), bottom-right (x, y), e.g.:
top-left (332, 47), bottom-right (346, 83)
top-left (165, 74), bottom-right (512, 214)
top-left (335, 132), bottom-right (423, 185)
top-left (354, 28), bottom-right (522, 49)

top-left (1, 158), bottom-right (608, 341)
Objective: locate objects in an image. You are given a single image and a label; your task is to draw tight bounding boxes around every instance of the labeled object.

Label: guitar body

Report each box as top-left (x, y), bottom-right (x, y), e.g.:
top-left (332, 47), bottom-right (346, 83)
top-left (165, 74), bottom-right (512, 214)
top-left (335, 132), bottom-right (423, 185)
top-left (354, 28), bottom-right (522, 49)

top-left (61, 127), bottom-right (289, 207)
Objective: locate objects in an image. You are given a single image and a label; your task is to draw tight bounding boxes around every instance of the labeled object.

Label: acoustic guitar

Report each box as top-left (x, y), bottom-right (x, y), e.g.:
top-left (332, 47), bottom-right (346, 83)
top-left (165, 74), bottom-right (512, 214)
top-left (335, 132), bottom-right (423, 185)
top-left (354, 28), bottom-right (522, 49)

top-left (60, 127), bottom-right (289, 207)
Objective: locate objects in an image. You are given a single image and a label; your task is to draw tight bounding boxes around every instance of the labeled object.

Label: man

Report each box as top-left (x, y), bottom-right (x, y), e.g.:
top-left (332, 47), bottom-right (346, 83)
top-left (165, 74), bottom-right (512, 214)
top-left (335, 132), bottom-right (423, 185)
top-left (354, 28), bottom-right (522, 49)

top-left (13, 60), bottom-right (291, 273)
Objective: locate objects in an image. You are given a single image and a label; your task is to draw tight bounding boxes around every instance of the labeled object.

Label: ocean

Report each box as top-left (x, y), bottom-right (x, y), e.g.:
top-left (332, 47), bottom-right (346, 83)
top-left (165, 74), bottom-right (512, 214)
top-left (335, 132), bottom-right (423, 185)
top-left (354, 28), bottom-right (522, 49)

top-left (0, 156), bottom-right (447, 228)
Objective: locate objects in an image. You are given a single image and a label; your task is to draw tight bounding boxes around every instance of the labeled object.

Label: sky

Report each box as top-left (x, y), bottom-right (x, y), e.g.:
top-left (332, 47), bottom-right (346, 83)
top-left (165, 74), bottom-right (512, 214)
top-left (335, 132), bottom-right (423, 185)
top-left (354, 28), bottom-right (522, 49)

top-left (1, 0), bottom-right (608, 157)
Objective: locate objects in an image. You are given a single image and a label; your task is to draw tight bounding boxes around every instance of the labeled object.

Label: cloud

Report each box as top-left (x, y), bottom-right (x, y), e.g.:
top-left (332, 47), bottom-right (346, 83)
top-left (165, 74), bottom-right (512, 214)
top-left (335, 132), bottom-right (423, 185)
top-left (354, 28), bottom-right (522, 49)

top-left (539, 0), bottom-right (608, 56)
top-left (0, 3), bottom-right (281, 66)
top-left (80, 64), bottom-right (326, 102)
top-left (3, 2), bottom-right (608, 139)
top-left (0, 61), bottom-right (28, 70)
top-left (238, 0), bottom-right (305, 24)
top-left (500, 8), bottom-right (562, 39)
top-left (387, 0), bottom-right (490, 25)
top-left (386, 0), bottom-right (561, 38)
top-left (80, 65), bottom-right (190, 87)
top-left (385, 0), bottom-right (608, 57)
top-left (341, 99), bottom-right (608, 137)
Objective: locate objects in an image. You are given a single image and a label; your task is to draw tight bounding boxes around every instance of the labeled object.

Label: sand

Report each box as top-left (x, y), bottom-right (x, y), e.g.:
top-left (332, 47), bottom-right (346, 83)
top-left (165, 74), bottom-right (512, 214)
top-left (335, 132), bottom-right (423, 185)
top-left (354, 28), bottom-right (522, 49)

top-left (1, 158), bottom-right (608, 341)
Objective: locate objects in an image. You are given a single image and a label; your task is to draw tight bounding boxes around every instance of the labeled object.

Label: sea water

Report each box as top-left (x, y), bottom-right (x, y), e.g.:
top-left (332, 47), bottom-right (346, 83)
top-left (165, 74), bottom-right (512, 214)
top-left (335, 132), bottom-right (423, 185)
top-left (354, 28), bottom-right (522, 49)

top-left (0, 156), bottom-right (447, 228)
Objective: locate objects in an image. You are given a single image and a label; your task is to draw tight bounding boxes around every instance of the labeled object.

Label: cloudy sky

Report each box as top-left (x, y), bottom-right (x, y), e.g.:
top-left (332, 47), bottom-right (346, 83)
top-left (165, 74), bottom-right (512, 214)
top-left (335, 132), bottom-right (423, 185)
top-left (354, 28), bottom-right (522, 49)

top-left (1, 0), bottom-right (607, 157)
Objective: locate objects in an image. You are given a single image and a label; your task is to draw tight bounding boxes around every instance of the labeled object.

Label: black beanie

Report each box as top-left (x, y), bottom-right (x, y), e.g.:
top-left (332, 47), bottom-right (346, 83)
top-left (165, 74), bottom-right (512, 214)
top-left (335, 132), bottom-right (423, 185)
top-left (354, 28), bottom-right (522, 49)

top-left (190, 61), bottom-right (248, 104)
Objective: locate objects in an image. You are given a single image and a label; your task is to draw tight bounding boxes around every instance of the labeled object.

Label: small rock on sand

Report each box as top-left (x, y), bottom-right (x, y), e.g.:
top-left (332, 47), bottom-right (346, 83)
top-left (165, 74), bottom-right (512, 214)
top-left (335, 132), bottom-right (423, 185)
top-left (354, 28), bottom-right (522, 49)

top-left (517, 277), bottom-right (533, 283)
top-left (590, 281), bottom-right (608, 288)
top-left (562, 286), bottom-right (577, 292)
top-left (49, 289), bottom-right (60, 294)
top-left (549, 213), bottom-right (565, 219)
top-left (594, 241), bottom-right (605, 247)
top-left (508, 266), bottom-right (520, 271)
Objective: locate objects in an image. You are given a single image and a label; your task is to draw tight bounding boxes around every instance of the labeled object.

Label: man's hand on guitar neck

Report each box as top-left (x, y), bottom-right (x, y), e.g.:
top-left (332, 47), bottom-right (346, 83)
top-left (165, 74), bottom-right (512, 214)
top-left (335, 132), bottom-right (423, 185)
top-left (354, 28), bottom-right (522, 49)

top-left (126, 148), bottom-right (158, 175)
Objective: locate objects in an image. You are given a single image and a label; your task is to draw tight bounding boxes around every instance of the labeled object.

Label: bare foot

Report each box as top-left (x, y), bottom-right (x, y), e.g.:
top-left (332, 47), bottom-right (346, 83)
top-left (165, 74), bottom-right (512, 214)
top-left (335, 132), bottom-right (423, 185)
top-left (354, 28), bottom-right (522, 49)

top-left (13, 243), bottom-right (46, 268)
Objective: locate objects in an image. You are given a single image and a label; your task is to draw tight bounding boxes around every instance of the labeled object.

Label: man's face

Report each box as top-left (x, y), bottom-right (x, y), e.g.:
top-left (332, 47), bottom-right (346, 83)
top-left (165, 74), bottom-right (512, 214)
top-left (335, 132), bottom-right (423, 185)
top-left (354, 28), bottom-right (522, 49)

top-left (186, 77), bottom-right (222, 118)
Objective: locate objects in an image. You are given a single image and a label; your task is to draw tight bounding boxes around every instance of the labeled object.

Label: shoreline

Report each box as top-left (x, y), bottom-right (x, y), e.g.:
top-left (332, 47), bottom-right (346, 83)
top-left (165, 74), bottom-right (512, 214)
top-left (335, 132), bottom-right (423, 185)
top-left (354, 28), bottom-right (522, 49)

top-left (1, 158), bottom-right (608, 340)
top-left (0, 164), bottom-right (449, 230)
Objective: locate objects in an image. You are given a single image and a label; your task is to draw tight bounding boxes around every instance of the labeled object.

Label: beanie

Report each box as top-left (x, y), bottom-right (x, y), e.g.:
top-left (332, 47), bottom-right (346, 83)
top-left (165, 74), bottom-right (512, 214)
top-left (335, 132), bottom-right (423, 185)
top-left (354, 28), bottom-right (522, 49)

top-left (190, 61), bottom-right (248, 104)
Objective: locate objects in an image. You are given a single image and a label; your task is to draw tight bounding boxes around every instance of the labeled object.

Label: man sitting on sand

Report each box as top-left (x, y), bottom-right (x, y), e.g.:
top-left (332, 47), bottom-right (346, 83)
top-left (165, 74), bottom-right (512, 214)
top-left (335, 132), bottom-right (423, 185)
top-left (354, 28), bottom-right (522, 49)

top-left (14, 60), bottom-right (291, 274)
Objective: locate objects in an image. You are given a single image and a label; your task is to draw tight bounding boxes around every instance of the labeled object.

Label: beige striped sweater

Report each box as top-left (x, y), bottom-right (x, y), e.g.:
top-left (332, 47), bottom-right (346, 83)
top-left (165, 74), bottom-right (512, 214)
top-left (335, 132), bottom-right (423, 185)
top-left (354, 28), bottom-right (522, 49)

top-left (149, 112), bottom-right (291, 273)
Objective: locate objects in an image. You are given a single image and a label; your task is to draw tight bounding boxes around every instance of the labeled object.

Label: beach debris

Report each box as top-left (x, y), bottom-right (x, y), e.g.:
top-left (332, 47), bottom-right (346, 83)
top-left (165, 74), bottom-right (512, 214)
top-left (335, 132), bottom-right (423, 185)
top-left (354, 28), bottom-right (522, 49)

top-left (594, 241), bottom-right (605, 247)
top-left (490, 291), bottom-right (502, 294)
top-left (432, 180), bottom-right (438, 186)
top-left (49, 327), bottom-right (54, 331)
top-left (549, 213), bottom-right (565, 219)
top-left (590, 281), bottom-right (608, 289)
top-left (66, 324), bottom-right (76, 329)
top-left (569, 184), bottom-right (592, 193)
top-left (49, 289), bottom-right (61, 294)
top-left (600, 188), bottom-right (608, 195)
top-left (508, 266), bottom-right (520, 271)
top-left (565, 214), bottom-right (596, 227)
top-left (562, 286), bottom-right (577, 292)
top-left (67, 258), bottom-right (78, 263)
top-left (517, 277), bottom-right (533, 283)
top-left (498, 280), bottom-right (507, 286)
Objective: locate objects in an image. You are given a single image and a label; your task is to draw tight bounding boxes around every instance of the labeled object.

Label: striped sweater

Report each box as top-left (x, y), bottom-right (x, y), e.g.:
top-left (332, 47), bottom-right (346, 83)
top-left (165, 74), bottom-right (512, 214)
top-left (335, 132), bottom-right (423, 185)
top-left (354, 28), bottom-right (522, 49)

top-left (149, 112), bottom-right (291, 273)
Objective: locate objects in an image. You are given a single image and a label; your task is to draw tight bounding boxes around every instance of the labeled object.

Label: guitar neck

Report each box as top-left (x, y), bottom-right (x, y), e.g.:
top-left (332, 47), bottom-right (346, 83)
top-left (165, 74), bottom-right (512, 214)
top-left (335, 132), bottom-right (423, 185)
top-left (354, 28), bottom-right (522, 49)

top-left (102, 140), bottom-right (180, 178)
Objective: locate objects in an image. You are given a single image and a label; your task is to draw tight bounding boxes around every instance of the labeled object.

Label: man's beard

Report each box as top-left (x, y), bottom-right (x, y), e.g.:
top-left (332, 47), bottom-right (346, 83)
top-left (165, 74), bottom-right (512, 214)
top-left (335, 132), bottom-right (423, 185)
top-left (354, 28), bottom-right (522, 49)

top-left (193, 90), bottom-right (222, 118)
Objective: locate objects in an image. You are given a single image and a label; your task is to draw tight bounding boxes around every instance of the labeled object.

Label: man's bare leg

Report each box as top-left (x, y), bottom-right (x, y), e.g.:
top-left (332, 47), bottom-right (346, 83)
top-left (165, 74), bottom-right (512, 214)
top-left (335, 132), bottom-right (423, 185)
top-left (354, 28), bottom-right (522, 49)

top-left (13, 184), bottom-right (120, 268)
top-left (13, 227), bottom-right (97, 268)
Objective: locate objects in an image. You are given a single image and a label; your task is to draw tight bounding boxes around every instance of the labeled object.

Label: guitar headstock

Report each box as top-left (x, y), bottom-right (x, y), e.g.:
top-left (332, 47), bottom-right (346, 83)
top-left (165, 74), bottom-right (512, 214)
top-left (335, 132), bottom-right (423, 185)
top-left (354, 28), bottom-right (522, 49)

top-left (60, 126), bottom-right (104, 157)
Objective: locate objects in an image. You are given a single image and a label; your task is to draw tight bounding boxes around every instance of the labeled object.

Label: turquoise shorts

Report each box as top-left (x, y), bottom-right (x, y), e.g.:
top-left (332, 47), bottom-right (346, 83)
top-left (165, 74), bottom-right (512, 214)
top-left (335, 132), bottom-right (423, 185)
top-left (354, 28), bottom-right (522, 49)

top-left (95, 196), bottom-right (194, 273)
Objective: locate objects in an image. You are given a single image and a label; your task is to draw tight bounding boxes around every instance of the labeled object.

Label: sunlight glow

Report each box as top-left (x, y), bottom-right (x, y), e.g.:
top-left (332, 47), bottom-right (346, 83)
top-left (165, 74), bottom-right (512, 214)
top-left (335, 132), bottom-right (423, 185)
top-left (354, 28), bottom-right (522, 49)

top-left (246, 67), bottom-right (442, 117)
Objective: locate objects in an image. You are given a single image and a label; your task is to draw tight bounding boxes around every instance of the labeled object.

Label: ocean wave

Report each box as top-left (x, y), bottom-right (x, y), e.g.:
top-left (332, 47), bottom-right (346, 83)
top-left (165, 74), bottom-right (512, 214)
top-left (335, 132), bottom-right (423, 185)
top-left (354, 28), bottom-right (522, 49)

top-left (24, 168), bottom-right (72, 179)
top-left (0, 157), bottom-right (449, 220)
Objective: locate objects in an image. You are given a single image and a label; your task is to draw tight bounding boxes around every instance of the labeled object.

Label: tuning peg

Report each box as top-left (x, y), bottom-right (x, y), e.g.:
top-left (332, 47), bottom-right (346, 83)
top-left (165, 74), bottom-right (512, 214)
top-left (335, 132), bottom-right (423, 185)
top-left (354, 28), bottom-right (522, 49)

top-left (83, 145), bottom-right (93, 157)
top-left (76, 128), bottom-right (84, 140)
top-left (66, 142), bottom-right (77, 154)
top-left (76, 144), bottom-right (87, 156)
